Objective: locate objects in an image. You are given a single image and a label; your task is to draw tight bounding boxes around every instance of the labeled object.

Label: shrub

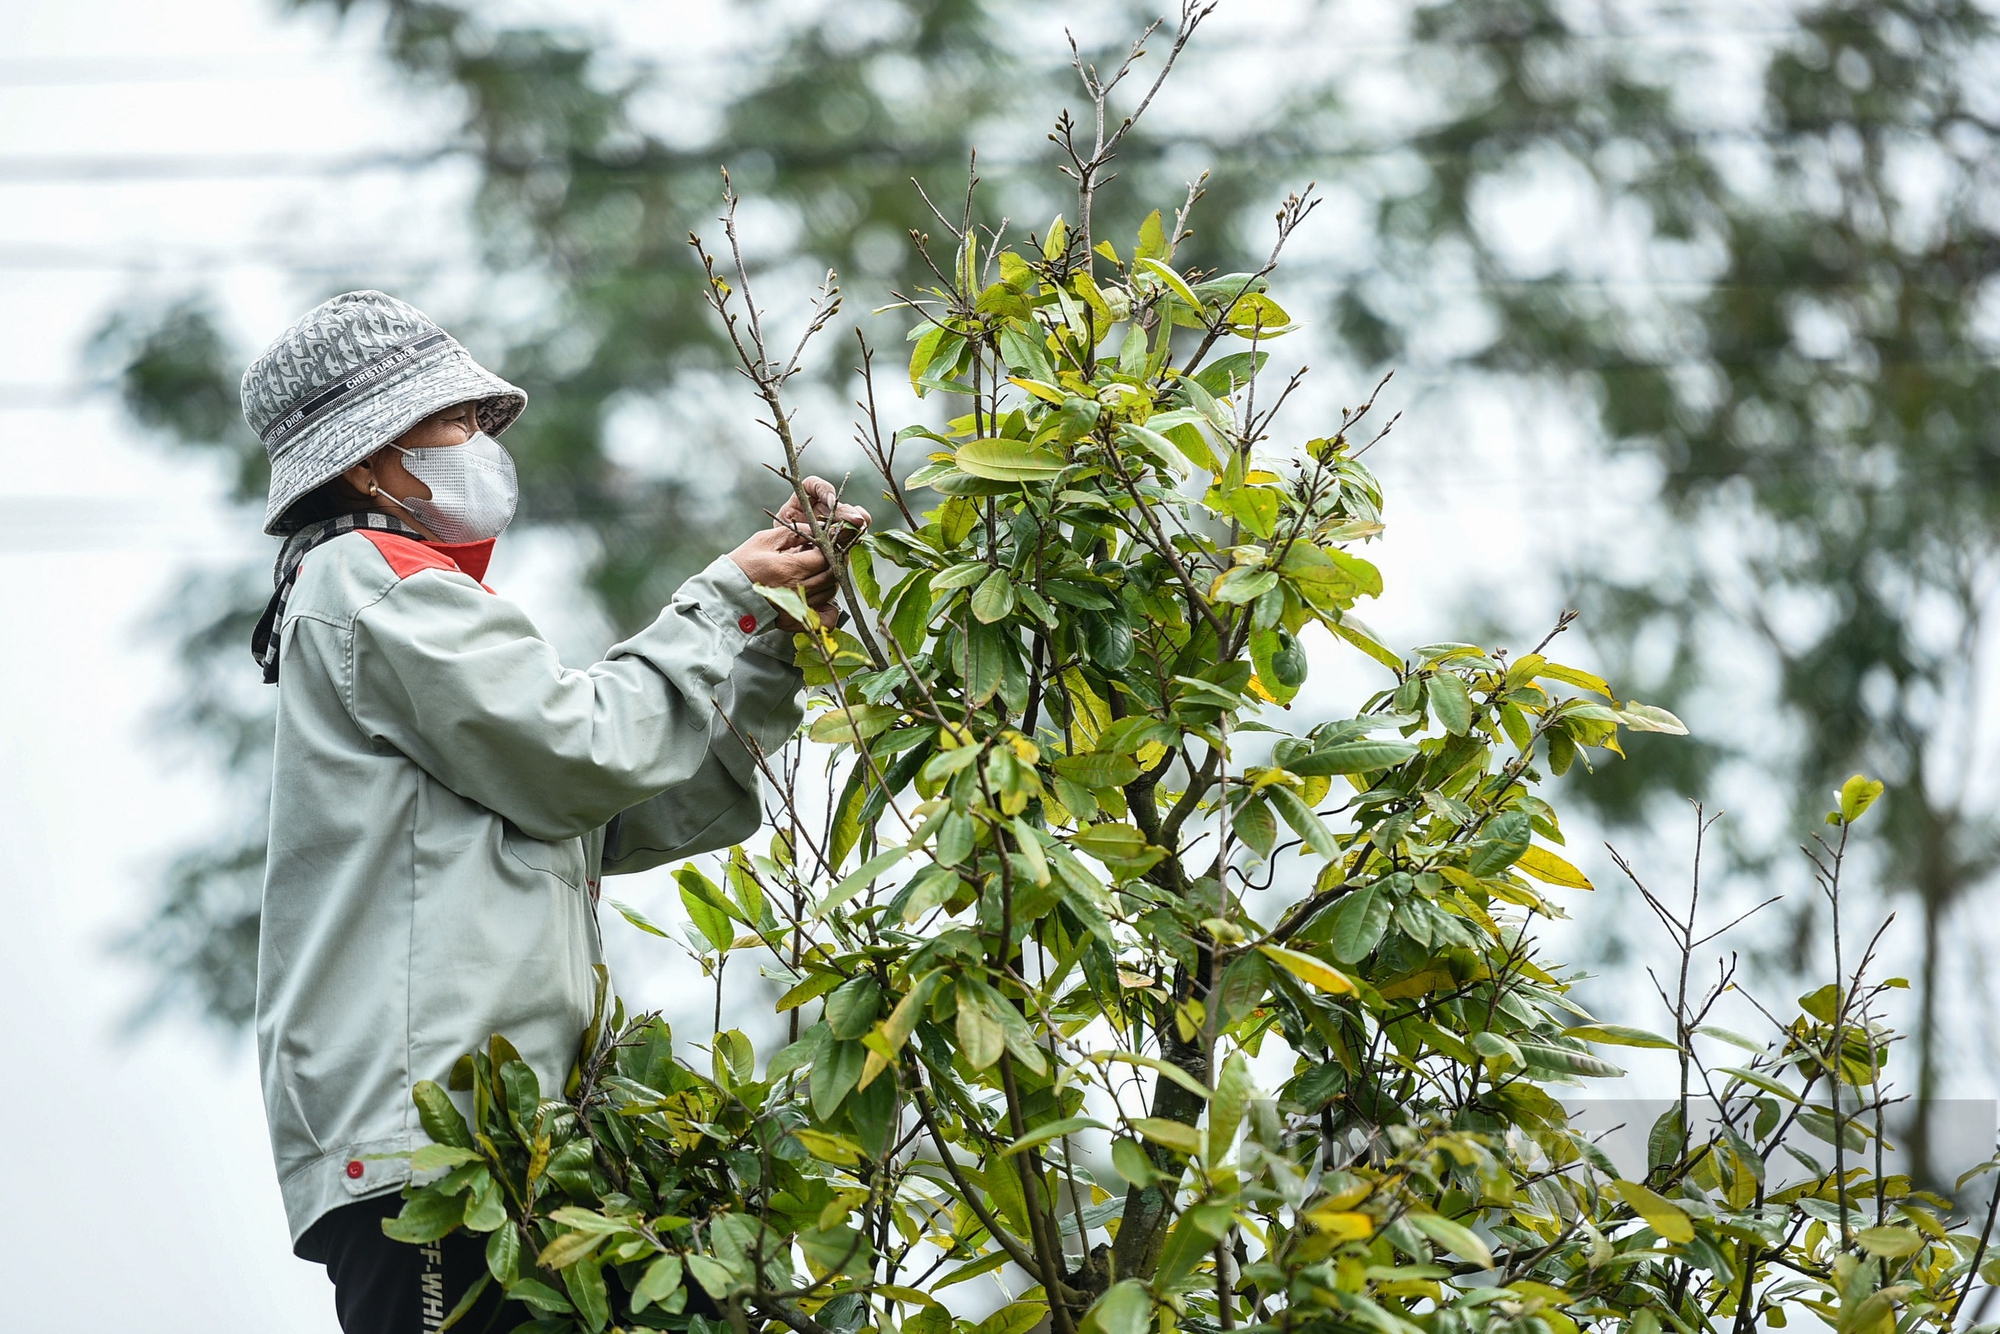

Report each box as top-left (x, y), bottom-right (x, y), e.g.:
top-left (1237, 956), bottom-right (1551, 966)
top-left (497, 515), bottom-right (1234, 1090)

top-left (384, 11), bottom-right (2000, 1333)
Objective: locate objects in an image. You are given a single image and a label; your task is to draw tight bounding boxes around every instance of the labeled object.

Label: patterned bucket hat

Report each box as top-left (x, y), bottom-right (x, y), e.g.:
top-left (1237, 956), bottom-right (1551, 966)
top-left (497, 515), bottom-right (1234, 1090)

top-left (242, 290), bottom-right (527, 535)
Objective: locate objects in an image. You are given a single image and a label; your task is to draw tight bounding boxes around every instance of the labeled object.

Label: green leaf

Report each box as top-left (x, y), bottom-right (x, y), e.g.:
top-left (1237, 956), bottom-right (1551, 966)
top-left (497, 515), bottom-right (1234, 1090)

top-left (684, 1252), bottom-right (742, 1299)
top-left (1837, 772), bottom-right (1885, 825)
top-left (1407, 1213), bottom-right (1493, 1268)
top-left (933, 1249), bottom-right (1012, 1290)
top-left (381, 1185), bottom-right (467, 1243)
top-left (1054, 751), bottom-right (1143, 790)
top-left (485, 1222), bottom-right (519, 1285)
top-left (1564, 1024), bottom-right (1679, 1050)
top-left (1130, 1117), bottom-right (1203, 1157)
top-left (810, 1037), bottom-right (866, 1116)
top-left (809, 704), bottom-right (901, 746)
top-left (1288, 739), bottom-right (1418, 775)
top-left (1225, 486), bottom-right (1280, 539)
top-left (971, 569), bottom-right (1016, 623)
top-left (982, 1301), bottom-right (1051, 1334)
top-left (1617, 700), bottom-right (1689, 735)
top-left (1716, 1065), bottom-right (1801, 1102)
top-left (1232, 796), bottom-right (1277, 858)
top-left (1427, 672), bottom-right (1474, 735)
top-left (1613, 1180), bottom-right (1695, 1243)
top-left (631, 1255), bottom-right (683, 1314)
top-left (908, 324), bottom-right (949, 388)
top-left (932, 561), bottom-right (992, 591)
top-left (1111, 1138), bottom-right (1156, 1187)
top-left (955, 438), bottom-right (1067, 481)
top-left (436, 1273), bottom-right (492, 1332)
top-left (1517, 1041), bottom-right (1624, 1079)
top-left (815, 844), bottom-right (912, 919)
top-left (1854, 1226), bottom-right (1925, 1258)
top-left (410, 1143), bottom-right (483, 1173)
top-left (605, 897), bottom-right (671, 939)
top-left (1328, 884), bottom-right (1392, 964)
top-left (1266, 784), bottom-right (1337, 855)
top-left (1071, 822), bottom-right (1151, 863)
top-left (802, 1223), bottom-right (877, 1277)
top-left (1120, 422), bottom-right (1193, 476)
top-left (504, 1278), bottom-right (574, 1314)
top-left (1213, 564), bottom-right (1279, 604)
top-left (1330, 616), bottom-right (1403, 671)
top-left (825, 976), bottom-right (883, 1039)
top-left (413, 1080), bottom-right (473, 1150)
top-left (538, 1229), bottom-right (608, 1270)
top-left (1137, 257), bottom-right (1204, 312)
top-left (679, 882), bottom-right (735, 953)
top-left (955, 986), bottom-right (1004, 1070)
top-left (462, 1169), bottom-right (505, 1232)
top-left (1001, 1115), bottom-right (1109, 1157)
top-left (1469, 811), bottom-right (1531, 877)
top-left (1009, 816), bottom-right (1050, 887)
top-left (1084, 1280), bottom-right (1152, 1334)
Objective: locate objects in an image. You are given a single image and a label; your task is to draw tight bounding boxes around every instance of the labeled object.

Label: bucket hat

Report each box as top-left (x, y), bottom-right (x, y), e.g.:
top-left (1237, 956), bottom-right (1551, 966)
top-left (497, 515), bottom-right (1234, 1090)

top-left (242, 290), bottom-right (527, 535)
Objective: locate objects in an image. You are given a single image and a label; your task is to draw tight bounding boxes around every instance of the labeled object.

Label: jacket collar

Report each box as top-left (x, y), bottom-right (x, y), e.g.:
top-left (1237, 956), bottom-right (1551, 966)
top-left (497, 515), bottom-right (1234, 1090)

top-left (426, 538), bottom-right (497, 582)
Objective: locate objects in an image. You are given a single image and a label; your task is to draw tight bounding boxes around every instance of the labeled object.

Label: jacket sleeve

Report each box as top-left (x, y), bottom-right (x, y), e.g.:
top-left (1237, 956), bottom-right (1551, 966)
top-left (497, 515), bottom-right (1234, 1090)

top-left (600, 630), bottom-right (803, 876)
top-left (348, 554), bottom-right (792, 842)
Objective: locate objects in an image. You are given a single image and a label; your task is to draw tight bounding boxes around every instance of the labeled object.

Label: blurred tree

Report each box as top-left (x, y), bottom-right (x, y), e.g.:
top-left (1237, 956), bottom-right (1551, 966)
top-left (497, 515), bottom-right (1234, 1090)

top-left (101, 0), bottom-right (1272, 1028)
top-left (1322, 0), bottom-right (2000, 1182)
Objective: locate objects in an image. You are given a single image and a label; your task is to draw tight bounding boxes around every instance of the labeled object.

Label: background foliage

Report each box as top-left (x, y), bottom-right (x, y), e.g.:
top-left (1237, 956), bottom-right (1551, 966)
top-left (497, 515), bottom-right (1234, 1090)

top-left (99, 0), bottom-right (2000, 1198)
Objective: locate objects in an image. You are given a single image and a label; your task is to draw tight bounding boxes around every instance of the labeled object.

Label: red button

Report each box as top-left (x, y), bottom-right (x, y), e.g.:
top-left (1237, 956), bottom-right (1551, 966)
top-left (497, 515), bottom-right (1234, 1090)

top-left (738, 613), bottom-right (758, 633)
top-left (345, 1160), bottom-right (364, 1180)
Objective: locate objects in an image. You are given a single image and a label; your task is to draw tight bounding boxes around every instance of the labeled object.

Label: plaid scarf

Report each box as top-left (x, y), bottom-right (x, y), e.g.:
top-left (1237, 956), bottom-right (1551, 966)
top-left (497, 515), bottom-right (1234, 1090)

top-left (253, 511), bottom-right (429, 684)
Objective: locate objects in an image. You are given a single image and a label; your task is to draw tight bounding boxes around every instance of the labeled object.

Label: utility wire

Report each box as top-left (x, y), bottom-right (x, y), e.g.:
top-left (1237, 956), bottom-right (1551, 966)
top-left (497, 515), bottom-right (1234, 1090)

top-left (0, 149), bottom-right (449, 182)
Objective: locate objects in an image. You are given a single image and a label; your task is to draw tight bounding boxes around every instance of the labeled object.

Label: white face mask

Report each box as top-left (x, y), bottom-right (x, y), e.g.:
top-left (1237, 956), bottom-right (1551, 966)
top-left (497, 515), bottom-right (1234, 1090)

top-left (381, 431), bottom-right (519, 543)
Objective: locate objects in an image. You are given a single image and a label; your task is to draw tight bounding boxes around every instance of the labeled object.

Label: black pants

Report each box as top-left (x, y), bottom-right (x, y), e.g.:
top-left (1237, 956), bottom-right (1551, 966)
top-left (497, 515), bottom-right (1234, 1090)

top-left (302, 1194), bottom-right (520, 1334)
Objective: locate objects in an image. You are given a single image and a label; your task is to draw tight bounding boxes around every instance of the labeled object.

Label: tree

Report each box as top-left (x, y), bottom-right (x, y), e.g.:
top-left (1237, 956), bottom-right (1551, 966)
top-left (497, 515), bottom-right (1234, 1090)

top-left (377, 19), bottom-right (2000, 1333)
top-left (1248, 0), bottom-right (2000, 1184)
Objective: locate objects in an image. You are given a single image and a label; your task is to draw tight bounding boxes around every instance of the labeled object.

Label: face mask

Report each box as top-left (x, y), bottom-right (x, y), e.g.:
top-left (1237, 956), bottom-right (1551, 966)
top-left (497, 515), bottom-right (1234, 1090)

top-left (379, 431), bottom-right (519, 543)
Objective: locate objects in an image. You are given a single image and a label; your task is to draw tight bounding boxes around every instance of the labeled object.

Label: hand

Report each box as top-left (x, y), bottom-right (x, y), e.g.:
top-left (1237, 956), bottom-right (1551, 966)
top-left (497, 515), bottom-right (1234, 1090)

top-left (775, 476), bottom-right (872, 549)
top-left (727, 525), bottom-right (843, 632)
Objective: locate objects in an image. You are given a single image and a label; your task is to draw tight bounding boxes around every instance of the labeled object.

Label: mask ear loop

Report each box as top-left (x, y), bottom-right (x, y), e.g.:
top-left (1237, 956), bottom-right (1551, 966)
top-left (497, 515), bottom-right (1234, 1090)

top-left (368, 480), bottom-right (427, 529)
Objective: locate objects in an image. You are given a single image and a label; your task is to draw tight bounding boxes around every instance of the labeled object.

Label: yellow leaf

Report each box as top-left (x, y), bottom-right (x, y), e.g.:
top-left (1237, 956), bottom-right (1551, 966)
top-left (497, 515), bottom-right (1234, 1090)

top-left (1008, 376), bottom-right (1067, 405)
top-left (1516, 845), bottom-right (1592, 889)
top-left (1613, 1180), bottom-right (1694, 1243)
top-left (1304, 1209), bottom-right (1375, 1241)
top-left (1259, 944), bottom-right (1356, 994)
top-left (1537, 662), bottom-right (1611, 696)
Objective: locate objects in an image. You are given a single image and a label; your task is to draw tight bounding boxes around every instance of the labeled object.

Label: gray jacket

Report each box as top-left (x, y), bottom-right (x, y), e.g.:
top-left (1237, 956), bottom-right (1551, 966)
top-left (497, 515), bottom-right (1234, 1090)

top-left (257, 530), bottom-right (801, 1250)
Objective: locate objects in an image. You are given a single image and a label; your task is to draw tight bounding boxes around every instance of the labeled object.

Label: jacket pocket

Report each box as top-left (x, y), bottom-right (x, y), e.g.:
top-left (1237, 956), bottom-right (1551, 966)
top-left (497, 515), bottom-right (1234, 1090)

top-left (502, 825), bottom-right (589, 889)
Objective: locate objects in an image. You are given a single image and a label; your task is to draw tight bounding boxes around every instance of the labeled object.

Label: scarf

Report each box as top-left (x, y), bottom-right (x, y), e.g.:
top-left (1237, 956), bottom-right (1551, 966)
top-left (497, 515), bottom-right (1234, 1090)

top-left (253, 511), bottom-right (430, 684)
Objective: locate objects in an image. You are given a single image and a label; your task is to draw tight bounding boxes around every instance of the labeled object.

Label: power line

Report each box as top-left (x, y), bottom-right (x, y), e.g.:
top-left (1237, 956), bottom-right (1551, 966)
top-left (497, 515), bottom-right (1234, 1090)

top-left (0, 150), bottom-right (448, 183)
top-left (0, 242), bottom-right (466, 274)
top-left (0, 11), bottom-right (1872, 90)
top-left (6, 109), bottom-right (1991, 187)
top-left (0, 53), bottom-right (373, 86)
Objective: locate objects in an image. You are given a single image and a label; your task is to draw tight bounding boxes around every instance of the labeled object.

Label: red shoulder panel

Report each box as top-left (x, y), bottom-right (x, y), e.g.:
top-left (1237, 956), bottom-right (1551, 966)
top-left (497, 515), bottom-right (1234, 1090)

top-left (357, 530), bottom-right (457, 580)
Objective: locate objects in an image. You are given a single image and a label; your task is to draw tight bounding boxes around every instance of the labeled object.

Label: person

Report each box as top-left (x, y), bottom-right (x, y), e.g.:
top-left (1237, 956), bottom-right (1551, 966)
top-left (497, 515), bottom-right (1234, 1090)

top-left (239, 290), bottom-right (865, 1332)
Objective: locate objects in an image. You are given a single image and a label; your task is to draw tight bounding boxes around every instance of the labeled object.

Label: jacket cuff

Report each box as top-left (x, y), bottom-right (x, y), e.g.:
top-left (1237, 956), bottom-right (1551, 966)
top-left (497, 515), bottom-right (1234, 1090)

top-left (687, 554), bottom-right (782, 648)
